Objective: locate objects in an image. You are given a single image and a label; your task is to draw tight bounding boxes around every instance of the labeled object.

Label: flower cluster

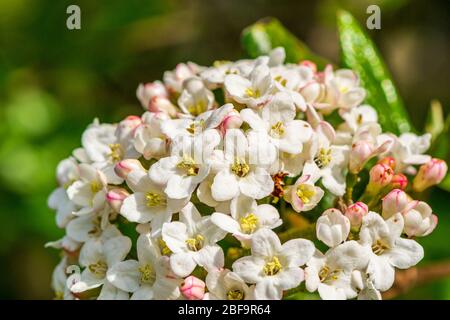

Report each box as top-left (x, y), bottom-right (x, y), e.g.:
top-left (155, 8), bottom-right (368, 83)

top-left (48, 47), bottom-right (447, 300)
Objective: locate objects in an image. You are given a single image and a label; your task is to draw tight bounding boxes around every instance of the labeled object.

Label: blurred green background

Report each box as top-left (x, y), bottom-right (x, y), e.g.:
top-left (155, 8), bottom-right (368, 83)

top-left (0, 0), bottom-right (449, 299)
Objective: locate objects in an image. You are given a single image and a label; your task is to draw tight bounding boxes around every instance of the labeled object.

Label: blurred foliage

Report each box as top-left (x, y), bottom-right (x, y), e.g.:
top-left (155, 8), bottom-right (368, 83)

top-left (0, 0), bottom-right (449, 299)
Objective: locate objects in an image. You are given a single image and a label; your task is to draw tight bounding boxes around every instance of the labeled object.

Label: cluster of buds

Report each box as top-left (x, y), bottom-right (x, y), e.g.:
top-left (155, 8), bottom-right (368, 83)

top-left (47, 47), bottom-right (447, 300)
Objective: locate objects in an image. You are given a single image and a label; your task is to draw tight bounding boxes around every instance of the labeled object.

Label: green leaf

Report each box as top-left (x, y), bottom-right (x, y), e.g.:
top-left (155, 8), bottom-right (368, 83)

top-left (337, 10), bottom-right (412, 135)
top-left (241, 18), bottom-right (329, 67)
top-left (425, 100), bottom-right (445, 143)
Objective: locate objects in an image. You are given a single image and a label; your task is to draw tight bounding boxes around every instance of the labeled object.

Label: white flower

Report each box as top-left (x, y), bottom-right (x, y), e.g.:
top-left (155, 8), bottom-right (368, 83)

top-left (120, 164), bottom-right (188, 237)
top-left (211, 195), bottom-right (282, 246)
top-left (232, 228), bottom-right (314, 300)
top-left (163, 62), bottom-right (201, 93)
top-left (351, 270), bottom-right (382, 300)
top-left (48, 187), bottom-right (77, 228)
top-left (66, 214), bottom-right (120, 243)
top-left (204, 269), bottom-right (254, 300)
top-left (107, 232), bottom-right (181, 300)
top-left (402, 201), bottom-right (437, 237)
top-left (51, 257), bottom-right (76, 300)
top-left (149, 129), bottom-right (220, 199)
top-left (305, 122), bottom-right (349, 196)
top-left (162, 202), bottom-right (227, 277)
top-left (338, 104), bottom-right (378, 135)
top-left (225, 64), bottom-right (273, 108)
top-left (210, 129), bottom-right (276, 201)
top-left (178, 77), bottom-right (215, 117)
top-left (358, 212), bottom-right (424, 291)
top-left (382, 133), bottom-right (431, 174)
top-left (305, 241), bottom-right (369, 300)
top-left (70, 235), bottom-right (131, 294)
top-left (240, 91), bottom-right (313, 155)
top-left (136, 81), bottom-right (168, 110)
top-left (270, 65), bottom-right (308, 111)
top-left (66, 163), bottom-right (108, 216)
top-left (316, 208), bottom-right (351, 248)
top-left (45, 235), bottom-right (81, 253)
top-left (133, 112), bottom-right (169, 160)
top-left (284, 160), bottom-right (324, 212)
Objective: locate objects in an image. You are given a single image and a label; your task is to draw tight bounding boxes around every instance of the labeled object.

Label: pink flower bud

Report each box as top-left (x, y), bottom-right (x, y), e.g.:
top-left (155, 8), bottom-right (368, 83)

top-left (106, 188), bottom-right (130, 212)
top-left (148, 96), bottom-right (177, 117)
top-left (377, 157), bottom-right (396, 170)
top-left (391, 173), bottom-right (408, 190)
top-left (300, 60), bottom-right (317, 73)
top-left (218, 109), bottom-right (242, 135)
top-left (180, 276), bottom-right (205, 300)
top-left (136, 81), bottom-right (168, 109)
top-left (413, 158), bottom-right (448, 192)
top-left (369, 163), bottom-right (394, 188)
top-left (382, 189), bottom-right (409, 219)
top-left (116, 116), bottom-right (142, 141)
top-left (349, 141), bottom-right (373, 174)
top-left (345, 202), bottom-right (368, 230)
top-left (114, 159), bottom-right (145, 179)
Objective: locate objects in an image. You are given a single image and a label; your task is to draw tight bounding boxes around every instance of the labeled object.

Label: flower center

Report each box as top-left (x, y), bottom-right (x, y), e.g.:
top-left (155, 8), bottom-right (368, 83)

top-left (186, 120), bottom-right (204, 135)
top-left (240, 213), bottom-right (259, 234)
top-left (231, 158), bottom-right (250, 178)
top-left (90, 181), bottom-right (102, 194)
top-left (227, 289), bottom-right (245, 300)
top-left (109, 143), bottom-right (124, 162)
top-left (139, 264), bottom-right (156, 285)
top-left (296, 184), bottom-right (316, 204)
top-left (188, 100), bottom-right (207, 117)
top-left (159, 238), bottom-right (172, 256)
top-left (245, 87), bottom-right (260, 98)
top-left (314, 148), bottom-right (332, 168)
top-left (270, 121), bottom-right (285, 137)
top-left (177, 156), bottom-right (199, 176)
top-left (318, 265), bottom-right (341, 283)
top-left (186, 234), bottom-right (204, 251)
top-left (263, 256), bottom-right (282, 276)
top-left (88, 215), bottom-right (102, 237)
top-left (371, 239), bottom-right (390, 255)
top-left (145, 192), bottom-right (166, 207)
top-left (274, 75), bottom-right (287, 87)
top-left (88, 260), bottom-right (108, 278)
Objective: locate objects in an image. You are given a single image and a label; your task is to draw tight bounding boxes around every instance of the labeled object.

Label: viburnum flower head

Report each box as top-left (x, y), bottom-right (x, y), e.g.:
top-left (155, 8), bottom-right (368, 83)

top-left (46, 46), bottom-right (445, 300)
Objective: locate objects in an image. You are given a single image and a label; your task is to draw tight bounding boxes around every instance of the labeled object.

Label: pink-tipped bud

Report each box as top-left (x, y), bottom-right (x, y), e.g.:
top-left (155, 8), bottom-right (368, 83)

top-left (300, 60), bottom-right (317, 73)
top-left (345, 202), bottom-right (368, 230)
top-left (382, 189), bottom-right (409, 219)
top-left (413, 158), bottom-right (448, 192)
top-left (180, 276), bottom-right (205, 300)
top-left (116, 116), bottom-right (142, 141)
top-left (377, 157), bottom-right (396, 170)
top-left (114, 159), bottom-right (144, 179)
top-left (136, 81), bottom-right (168, 109)
top-left (106, 188), bottom-right (130, 212)
top-left (369, 163), bottom-right (394, 188)
top-left (148, 96), bottom-right (177, 117)
top-left (218, 109), bottom-right (242, 135)
top-left (349, 141), bottom-right (373, 174)
top-left (391, 173), bottom-right (408, 190)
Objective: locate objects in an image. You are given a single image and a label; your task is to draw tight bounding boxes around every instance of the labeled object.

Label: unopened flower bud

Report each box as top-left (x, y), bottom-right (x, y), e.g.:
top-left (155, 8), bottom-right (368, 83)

top-left (382, 189), bottom-right (409, 219)
top-left (349, 141), bottom-right (373, 174)
top-left (413, 158), bottom-right (448, 192)
top-left (116, 116), bottom-right (142, 142)
top-left (345, 202), bottom-right (368, 230)
top-left (114, 159), bottom-right (145, 179)
top-left (391, 173), bottom-right (408, 190)
top-left (148, 96), bottom-right (178, 117)
top-left (136, 81), bottom-right (168, 109)
top-left (377, 157), bottom-right (396, 170)
top-left (403, 201), bottom-right (438, 237)
top-left (218, 109), bottom-right (242, 135)
top-left (106, 188), bottom-right (130, 212)
top-left (369, 163), bottom-right (394, 188)
top-left (180, 276), bottom-right (205, 300)
top-left (300, 60), bottom-right (317, 73)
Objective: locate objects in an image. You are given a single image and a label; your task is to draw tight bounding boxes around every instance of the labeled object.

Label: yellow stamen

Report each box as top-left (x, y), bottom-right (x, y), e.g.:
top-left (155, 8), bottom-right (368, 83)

top-left (314, 148), bottom-right (332, 168)
top-left (109, 143), bottom-right (123, 162)
top-left (319, 265), bottom-right (341, 283)
top-left (296, 184), bottom-right (316, 204)
top-left (186, 120), bottom-right (205, 135)
top-left (240, 213), bottom-right (259, 234)
top-left (159, 238), bottom-right (172, 256)
top-left (145, 192), bottom-right (166, 207)
top-left (231, 158), bottom-right (250, 178)
top-left (227, 289), bottom-right (245, 300)
top-left (176, 156), bottom-right (199, 176)
top-left (271, 121), bottom-right (285, 136)
top-left (371, 239), bottom-right (390, 255)
top-left (245, 87), bottom-right (260, 98)
top-left (88, 260), bottom-right (108, 277)
top-left (187, 100), bottom-right (207, 117)
top-left (139, 264), bottom-right (156, 284)
top-left (186, 234), bottom-right (204, 251)
top-left (90, 181), bottom-right (102, 194)
top-left (274, 75), bottom-right (287, 87)
top-left (263, 256), bottom-right (282, 276)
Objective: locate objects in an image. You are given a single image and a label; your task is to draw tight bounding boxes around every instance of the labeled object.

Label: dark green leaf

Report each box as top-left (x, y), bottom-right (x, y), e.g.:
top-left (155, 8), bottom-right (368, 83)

top-left (337, 10), bottom-right (412, 135)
